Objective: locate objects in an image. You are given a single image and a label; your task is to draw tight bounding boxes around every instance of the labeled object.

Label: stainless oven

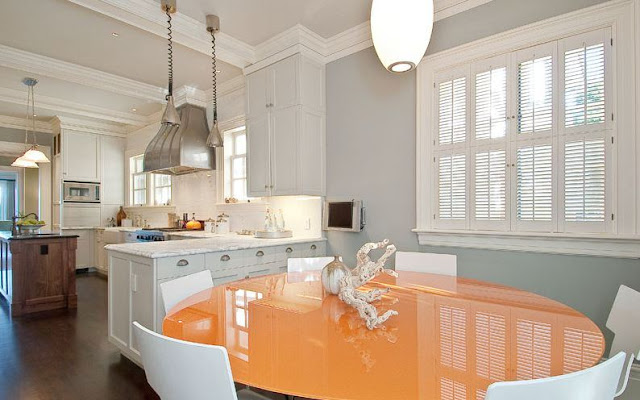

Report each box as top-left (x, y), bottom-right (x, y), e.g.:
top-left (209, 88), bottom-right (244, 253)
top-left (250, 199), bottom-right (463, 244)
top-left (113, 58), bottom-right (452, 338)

top-left (63, 181), bottom-right (100, 203)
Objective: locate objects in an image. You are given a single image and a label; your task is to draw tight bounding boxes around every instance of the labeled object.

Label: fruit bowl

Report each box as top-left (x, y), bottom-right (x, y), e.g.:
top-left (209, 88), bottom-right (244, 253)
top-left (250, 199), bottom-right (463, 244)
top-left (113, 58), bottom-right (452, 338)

top-left (17, 224), bottom-right (46, 234)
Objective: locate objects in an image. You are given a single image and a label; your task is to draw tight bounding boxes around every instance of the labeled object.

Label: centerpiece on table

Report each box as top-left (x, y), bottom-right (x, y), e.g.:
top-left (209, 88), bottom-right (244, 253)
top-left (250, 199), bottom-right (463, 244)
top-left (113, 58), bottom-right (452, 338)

top-left (321, 239), bottom-right (398, 330)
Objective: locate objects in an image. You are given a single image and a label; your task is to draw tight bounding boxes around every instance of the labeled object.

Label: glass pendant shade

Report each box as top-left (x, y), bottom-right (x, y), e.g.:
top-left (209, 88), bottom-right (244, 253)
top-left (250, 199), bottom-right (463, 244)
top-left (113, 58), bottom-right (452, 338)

top-left (370, 0), bottom-right (434, 73)
top-left (22, 146), bottom-right (50, 163)
top-left (11, 155), bottom-right (39, 168)
top-left (161, 95), bottom-right (181, 126)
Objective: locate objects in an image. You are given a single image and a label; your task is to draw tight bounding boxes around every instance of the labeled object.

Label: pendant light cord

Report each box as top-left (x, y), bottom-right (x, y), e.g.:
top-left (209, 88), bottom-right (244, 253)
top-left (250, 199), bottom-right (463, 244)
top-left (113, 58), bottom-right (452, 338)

top-left (23, 84), bottom-right (38, 149)
top-left (211, 30), bottom-right (217, 122)
top-left (23, 85), bottom-right (30, 149)
top-left (166, 9), bottom-right (174, 98)
top-left (31, 85), bottom-right (37, 147)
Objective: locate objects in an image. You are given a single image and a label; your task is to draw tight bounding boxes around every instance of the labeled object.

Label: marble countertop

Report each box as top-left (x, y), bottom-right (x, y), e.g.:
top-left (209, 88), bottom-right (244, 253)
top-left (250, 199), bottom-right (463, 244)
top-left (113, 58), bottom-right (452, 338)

top-left (105, 235), bottom-right (325, 258)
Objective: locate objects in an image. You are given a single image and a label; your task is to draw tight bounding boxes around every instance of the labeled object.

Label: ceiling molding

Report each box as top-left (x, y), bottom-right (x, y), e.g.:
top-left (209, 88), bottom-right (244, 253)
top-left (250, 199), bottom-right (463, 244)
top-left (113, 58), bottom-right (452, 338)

top-left (52, 115), bottom-right (129, 136)
top-left (0, 87), bottom-right (147, 126)
top-left (324, 22), bottom-right (373, 63)
top-left (0, 44), bottom-right (166, 102)
top-left (435, 0), bottom-right (494, 21)
top-left (66, 0), bottom-right (256, 68)
top-left (0, 115), bottom-right (53, 134)
top-left (218, 75), bottom-right (245, 97)
top-left (173, 85), bottom-right (208, 108)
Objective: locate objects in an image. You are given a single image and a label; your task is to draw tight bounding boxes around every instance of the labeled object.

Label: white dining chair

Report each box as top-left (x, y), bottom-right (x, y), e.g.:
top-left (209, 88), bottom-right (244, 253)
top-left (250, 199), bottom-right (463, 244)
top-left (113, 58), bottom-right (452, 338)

top-left (394, 251), bottom-right (457, 276)
top-left (485, 351), bottom-right (627, 400)
top-left (287, 256), bottom-right (334, 273)
top-left (606, 284), bottom-right (640, 397)
top-left (160, 270), bottom-right (214, 314)
top-left (133, 322), bottom-right (270, 400)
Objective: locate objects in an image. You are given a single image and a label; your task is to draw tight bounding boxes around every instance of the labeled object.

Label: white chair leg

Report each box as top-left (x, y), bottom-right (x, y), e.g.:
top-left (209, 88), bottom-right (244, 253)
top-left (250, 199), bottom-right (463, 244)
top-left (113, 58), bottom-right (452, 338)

top-left (615, 352), bottom-right (637, 397)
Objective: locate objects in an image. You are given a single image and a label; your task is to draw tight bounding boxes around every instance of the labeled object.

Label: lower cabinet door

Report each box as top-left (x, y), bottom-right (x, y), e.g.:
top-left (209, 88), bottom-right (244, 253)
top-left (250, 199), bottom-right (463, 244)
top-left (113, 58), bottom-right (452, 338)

top-left (109, 255), bottom-right (131, 349)
top-left (245, 264), bottom-right (272, 278)
top-left (130, 261), bottom-right (154, 355)
top-left (211, 268), bottom-right (245, 286)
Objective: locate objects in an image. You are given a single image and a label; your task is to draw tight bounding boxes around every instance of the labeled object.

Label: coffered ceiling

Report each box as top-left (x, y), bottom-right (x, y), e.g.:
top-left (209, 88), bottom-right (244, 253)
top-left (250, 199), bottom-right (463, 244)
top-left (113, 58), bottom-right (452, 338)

top-left (0, 0), bottom-right (492, 133)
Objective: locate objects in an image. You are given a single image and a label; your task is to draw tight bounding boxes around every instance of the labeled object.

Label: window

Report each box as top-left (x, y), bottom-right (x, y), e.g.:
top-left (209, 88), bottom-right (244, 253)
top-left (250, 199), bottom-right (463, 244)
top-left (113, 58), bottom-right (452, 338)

top-left (129, 155), bottom-right (172, 206)
top-left (0, 178), bottom-right (17, 220)
top-left (223, 126), bottom-right (248, 200)
top-left (428, 29), bottom-right (613, 235)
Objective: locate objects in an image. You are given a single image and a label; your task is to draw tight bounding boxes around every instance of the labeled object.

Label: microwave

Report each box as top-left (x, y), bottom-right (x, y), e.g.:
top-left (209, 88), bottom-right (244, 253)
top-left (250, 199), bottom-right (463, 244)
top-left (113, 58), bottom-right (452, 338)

top-left (323, 200), bottom-right (365, 232)
top-left (63, 181), bottom-right (101, 203)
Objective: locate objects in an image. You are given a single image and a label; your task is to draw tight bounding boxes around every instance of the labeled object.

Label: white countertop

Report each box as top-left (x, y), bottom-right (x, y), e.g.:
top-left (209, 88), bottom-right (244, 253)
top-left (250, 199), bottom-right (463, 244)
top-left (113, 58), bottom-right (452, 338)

top-left (105, 234), bottom-right (325, 258)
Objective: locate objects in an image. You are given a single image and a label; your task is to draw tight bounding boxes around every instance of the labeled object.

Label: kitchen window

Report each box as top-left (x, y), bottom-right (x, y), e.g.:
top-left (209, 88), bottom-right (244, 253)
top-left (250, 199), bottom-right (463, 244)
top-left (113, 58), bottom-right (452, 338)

top-left (129, 155), bottom-right (172, 206)
top-left (223, 126), bottom-right (248, 200)
top-left (416, 2), bottom-right (640, 258)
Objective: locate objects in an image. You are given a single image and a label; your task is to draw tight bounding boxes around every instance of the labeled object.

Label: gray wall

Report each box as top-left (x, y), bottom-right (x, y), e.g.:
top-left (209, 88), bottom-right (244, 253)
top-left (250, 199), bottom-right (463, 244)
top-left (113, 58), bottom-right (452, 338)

top-left (325, 0), bottom-right (639, 352)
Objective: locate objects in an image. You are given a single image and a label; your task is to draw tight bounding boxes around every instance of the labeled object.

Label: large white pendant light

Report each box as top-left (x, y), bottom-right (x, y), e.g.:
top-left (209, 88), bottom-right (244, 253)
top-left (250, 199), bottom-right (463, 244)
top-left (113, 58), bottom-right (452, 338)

top-left (371, 0), bottom-right (434, 73)
top-left (11, 77), bottom-right (49, 167)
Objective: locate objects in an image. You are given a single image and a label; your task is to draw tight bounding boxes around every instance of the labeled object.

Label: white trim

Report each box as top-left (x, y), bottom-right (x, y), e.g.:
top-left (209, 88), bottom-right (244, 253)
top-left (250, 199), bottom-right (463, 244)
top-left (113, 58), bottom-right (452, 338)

top-left (52, 116), bottom-right (129, 137)
top-left (0, 87), bottom-right (147, 126)
top-left (414, 229), bottom-right (640, 258)
top-left (173, 86), bottom-right (208, 109)
top-left (0, 44), bottom-right (166, 102)
top-left (0, 141), bottom-right (30, 157)
top-left (0, 115), bottom-right (52, 134)
top-left (435, 0), bottom-right (494, 21)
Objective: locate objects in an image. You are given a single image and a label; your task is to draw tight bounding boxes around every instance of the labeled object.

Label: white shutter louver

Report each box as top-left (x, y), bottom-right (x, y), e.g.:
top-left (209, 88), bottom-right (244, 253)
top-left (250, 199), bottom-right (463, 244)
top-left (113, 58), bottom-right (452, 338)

top-left (565, 43), bottom-right (605, 127)
top-left (518, 56), bottom-right (553, 133)
top-left (517, 144), bottom-right (553, 221)
top-left (564, 139), bottom-right (605, 222)
top-left (475, 67), bottom-right (507, 140)
top-left (475, 150), bottom-right (506, 221)
top-left (439, 78), bottom-right (467, 145)
top-left (439, 155), bottom-right (466, 220)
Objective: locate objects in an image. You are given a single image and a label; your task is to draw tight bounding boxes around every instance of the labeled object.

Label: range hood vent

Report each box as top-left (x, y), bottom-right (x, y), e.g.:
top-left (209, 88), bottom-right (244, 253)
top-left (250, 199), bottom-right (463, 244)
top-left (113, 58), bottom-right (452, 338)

top-left (143, 104), bottom-right (215, 175)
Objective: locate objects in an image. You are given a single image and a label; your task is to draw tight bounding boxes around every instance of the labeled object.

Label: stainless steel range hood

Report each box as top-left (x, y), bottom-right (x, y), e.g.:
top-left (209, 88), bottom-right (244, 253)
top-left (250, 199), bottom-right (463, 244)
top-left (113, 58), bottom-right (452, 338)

top-left (143, 104), bottom-right (215, 175)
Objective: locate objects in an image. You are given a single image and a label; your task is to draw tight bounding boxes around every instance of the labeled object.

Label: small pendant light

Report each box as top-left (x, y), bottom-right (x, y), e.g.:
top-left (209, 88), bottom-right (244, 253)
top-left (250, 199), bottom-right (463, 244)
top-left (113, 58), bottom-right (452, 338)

top-left (160, 0), bottom-right (180, 126)
top-left (206, 14), bottom-right (223, 148)
top-left (371, 0), bottom-right (434, 73)
top-left (11, 77), bottom-right (48, 168)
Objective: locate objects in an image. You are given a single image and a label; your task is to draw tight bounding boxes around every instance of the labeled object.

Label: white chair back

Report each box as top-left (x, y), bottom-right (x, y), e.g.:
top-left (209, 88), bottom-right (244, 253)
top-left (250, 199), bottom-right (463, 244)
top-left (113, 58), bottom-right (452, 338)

top-left (287, 257), bottom-right (334, 273)
top-left (606, 285), bottom-right (640, 356)
top-left (133, 322), bottom-right (238, 400)
top-left (395, 251), bottom-right (457, 276)
top-left (485, 352), bottom-right (626, 400)
top-left (160, 270), bottom-right (214, 314)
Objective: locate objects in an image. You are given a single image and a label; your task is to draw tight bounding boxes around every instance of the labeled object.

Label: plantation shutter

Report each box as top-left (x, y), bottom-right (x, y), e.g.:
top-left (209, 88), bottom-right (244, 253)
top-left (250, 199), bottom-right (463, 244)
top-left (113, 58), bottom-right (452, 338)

top-left (438, 154), bottom-right (467, 222)
top-left (475, 67), bottom-right (507, 140)
top-left (518, 56), bottom-right (553, 134)
top-left (564, 43), bottom-right (606, 128)
top-left (516, 144), bottom-right (553, 224)
top-left (564, 139), bottom-right (606, 222)
top-left (475, 150), bottom-right (507, 222)
top-left (439, 78), bottom-right (467, 145)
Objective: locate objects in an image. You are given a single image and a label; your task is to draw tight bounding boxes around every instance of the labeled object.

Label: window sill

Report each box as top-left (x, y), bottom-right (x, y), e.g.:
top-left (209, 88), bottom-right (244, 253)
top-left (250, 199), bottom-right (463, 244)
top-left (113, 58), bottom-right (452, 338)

top-left (124, 205), bottom-right (176, 211)
top-left (216, 202), bottom-right (266, 212)
top-left (413, 229), bottom-right (640, 259)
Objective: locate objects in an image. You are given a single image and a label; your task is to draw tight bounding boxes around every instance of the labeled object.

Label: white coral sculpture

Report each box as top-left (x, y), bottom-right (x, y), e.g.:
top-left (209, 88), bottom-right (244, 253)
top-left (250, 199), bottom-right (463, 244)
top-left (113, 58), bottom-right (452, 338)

top-left (338, 239), bottom-right (399, 330)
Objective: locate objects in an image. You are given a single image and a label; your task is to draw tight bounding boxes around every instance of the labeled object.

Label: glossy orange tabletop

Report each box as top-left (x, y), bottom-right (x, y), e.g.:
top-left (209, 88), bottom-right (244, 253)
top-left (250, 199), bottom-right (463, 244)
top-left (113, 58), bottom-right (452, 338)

top-left (163, 272), bottom-right (604, 400)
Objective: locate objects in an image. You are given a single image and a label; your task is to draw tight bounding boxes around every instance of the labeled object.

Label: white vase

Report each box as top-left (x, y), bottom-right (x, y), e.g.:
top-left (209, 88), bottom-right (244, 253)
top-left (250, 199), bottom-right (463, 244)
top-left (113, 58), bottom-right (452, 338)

top-left (321, 256), bottom-right (350, 295)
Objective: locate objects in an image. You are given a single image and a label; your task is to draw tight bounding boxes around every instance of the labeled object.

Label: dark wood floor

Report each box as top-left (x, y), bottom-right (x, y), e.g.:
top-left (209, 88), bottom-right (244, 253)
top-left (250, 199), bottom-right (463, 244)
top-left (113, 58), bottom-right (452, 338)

top-left (0, 273), bottom-right (160, 400)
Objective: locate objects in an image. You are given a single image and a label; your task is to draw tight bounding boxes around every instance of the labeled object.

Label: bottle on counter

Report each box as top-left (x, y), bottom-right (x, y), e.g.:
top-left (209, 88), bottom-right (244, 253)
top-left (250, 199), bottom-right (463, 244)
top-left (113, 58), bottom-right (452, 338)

top-left (116, 206), bottom-right (127, 227)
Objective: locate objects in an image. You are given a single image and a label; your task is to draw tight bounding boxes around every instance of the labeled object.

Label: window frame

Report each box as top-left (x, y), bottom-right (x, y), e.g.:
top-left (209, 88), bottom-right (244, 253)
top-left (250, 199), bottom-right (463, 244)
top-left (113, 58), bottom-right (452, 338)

top-left (222, 125), bottom-right (249, 201)
top-left (415, 0), bottom-right (640, 258)
top-left (128, 154), bottom-right (172, 207)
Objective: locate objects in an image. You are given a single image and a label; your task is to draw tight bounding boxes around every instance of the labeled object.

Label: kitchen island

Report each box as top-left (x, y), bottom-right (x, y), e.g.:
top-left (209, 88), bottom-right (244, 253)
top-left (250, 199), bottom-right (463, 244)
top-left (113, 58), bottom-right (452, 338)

top-left (106, 234), bottom-right (326, 364)
top-left (0, 231), bottom-right (79, 316)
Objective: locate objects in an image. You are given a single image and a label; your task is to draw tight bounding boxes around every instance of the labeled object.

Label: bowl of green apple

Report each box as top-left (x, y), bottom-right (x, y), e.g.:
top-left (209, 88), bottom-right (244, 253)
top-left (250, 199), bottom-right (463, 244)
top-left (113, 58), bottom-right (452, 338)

top-left (16, 217), bottom-right (46, 234)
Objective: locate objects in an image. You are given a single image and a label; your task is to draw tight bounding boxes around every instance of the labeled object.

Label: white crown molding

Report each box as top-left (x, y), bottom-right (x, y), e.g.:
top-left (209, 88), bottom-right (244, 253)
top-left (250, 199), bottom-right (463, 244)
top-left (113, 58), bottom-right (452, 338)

top-left (0, 115), bottom-right (53, 134)
top-left (66, 0), bottom-right (255, 68)
top-left (324, 22), bottom-right (373, 63)
top-left (218, 75), bottom-right (245, 97)
top-left (52, 115), bottom-right (129, 136)
top-left (173, 86), bottom-right (208, 108)
top-left (0, 87), bottom-right (147, 126)
top-left (434, 0), bottom-right (495, 21)
top-left (0, 44), bottom-right (166, 102)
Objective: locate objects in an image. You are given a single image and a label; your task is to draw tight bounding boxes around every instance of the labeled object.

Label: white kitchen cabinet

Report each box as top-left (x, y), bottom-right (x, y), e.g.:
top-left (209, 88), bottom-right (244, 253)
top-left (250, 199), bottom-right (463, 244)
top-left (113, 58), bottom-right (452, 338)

top-left (62, 131), bottom-right (100, 182)
top-left (100, 136), bottom-right (125, 205)
top-left (64, 229), bottom-right (94, 269)
top-left (246, 53), bottom-right (325, 197)
top-left (108, 240), bottom-right (326, 365)
top-left (52, 154), bottom-right (62, 204)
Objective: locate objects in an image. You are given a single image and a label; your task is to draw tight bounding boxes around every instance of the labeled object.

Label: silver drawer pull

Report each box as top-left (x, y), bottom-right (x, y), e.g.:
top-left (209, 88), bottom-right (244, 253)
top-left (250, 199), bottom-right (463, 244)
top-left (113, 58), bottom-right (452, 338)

top-left (286, 247), bottom-right (293, 254)
top-left (221, 254), bottom-right (231, 262)
top-left (176, 259), bottom-right (189, 267)
top-left (310, 244), bottom-right (317, 250)
top-left (245, 275), bottom-right (250, 279)
top-left (256, 250), bottom-right (264, 257)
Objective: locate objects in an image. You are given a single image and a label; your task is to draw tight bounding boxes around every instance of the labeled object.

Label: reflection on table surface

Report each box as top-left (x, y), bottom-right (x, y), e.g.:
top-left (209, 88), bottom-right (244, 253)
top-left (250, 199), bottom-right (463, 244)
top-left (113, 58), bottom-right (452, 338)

top-left (163, 271), bottom-right (604, 400)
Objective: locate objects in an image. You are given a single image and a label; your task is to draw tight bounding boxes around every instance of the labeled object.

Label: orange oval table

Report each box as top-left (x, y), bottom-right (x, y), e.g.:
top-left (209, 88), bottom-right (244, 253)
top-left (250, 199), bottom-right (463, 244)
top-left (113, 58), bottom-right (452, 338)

top-left (163, 271), bottom-right (604, 400)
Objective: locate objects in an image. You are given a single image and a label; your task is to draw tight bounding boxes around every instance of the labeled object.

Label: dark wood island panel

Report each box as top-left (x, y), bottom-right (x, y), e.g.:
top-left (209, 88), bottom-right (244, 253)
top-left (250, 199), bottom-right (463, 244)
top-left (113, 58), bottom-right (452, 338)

top-left (0, 233), bottom-right (78, 316)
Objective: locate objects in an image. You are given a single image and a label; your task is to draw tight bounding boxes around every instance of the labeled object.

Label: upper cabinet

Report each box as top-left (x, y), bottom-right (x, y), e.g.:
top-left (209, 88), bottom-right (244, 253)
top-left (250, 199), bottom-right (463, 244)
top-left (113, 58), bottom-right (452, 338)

top-left (100, 136), bottom-right (125, 205)
top-left (246, 54), bottom-right (325, 197)
top-left (62, 131), bottom-right (100, 182)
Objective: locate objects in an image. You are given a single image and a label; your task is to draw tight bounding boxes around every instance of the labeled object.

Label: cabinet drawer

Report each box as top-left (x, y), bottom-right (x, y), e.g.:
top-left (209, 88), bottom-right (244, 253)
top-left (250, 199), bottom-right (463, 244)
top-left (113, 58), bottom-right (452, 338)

top-left (304, 241), bottom-right (326, 257)
top-left (211, 268), bottom-right (245, 287)
top-left (206, 250), bottom-right (247, 271)
top-left (157, 254), bottom-right (205, 280)
top-left (245, 263), bottom-right (275, 279)
top-left (246, 247), bottom-right (277, 266)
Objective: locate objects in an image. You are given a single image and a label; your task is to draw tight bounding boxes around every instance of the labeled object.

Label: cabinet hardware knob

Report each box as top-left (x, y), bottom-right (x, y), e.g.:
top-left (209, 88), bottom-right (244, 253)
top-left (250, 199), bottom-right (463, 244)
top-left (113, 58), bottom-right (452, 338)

top-left (245, 275), bottom-right (250, 279)
top-left (176, 259), bottom-right (189, 267)
top-left (256, 250), bottom-right (264, 257)
top-left (286, 247), bottom-right (293, 254)
top-left (264, 185), bottom-right (268, 189)
top-left (221, 254), bottom-right (231, 262)
top-left (310, 244), bottom-right (317, 250)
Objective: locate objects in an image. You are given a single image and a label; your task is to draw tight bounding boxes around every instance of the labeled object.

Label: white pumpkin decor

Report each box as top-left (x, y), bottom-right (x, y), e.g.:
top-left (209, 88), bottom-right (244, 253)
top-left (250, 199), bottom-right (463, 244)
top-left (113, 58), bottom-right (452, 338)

top-left (321, 256), bottom-right (350, 295)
